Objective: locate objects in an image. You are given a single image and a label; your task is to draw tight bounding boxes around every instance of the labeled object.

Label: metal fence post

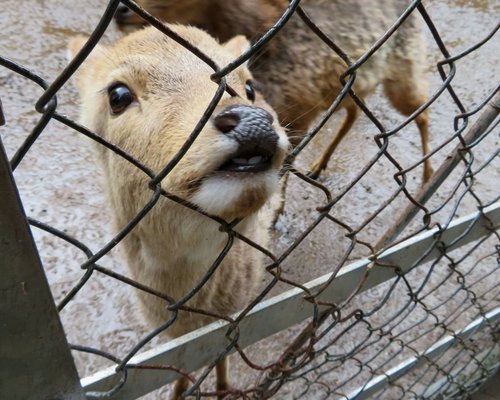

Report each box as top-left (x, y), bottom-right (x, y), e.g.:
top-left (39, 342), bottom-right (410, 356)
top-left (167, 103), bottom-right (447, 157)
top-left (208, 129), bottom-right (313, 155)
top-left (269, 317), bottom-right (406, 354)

top-left (0, 133), bottom-right (86, 400)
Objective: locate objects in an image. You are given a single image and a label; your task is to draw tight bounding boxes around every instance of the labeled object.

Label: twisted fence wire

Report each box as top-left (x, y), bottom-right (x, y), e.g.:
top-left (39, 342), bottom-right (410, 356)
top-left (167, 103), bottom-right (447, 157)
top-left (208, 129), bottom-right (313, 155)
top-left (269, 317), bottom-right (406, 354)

top-left (0, 0), bottom-right (498, 399)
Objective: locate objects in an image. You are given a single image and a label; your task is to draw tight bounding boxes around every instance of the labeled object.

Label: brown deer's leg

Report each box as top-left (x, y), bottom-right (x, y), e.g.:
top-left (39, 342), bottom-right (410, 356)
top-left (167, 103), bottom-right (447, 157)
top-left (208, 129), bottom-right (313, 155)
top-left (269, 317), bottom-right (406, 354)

top-left (415, 110), bottom-right (432, 182)
top-left (273, 117), bottom-right (310, 219)
top-left (383, 23), bottom-right (432, 184)
top-left (384, 78), bottom-right (432, 183)
top-left (172, 377), bottom-right (189, 400)
top-left (216, 358), bottom-right (229, 399)
top-left (307, 105), bottom-right (359, 180)
top-left (272, 172), bottom-right (289, 222)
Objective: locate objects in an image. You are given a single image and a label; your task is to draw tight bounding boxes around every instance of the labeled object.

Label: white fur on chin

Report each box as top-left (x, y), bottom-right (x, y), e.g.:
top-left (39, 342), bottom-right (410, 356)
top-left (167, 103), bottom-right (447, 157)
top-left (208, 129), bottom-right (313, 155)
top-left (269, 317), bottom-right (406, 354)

top-left (191, 171), bottom-right (279, 217)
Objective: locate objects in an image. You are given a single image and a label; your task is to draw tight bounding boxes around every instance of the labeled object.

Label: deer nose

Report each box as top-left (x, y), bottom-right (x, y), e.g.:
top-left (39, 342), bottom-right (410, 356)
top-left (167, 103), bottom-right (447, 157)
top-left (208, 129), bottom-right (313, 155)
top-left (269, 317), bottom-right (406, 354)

top-left (214, 105), bottom-right (274, 134)
top-left (213, 105), bottom-right (278, 155)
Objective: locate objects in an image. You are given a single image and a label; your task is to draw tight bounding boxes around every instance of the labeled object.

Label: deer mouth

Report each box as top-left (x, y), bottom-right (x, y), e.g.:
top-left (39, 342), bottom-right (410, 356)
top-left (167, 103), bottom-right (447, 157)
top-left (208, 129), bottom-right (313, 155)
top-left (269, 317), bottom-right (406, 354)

top-left (217, 151), bottom-right (273, 173)
top-left (216, 135), bottom-right (277, 174)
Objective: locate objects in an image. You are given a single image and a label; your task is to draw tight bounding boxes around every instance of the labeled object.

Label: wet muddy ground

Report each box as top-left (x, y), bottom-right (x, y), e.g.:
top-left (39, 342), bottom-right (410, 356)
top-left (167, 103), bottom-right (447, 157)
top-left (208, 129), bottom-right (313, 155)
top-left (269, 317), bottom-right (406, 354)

top-left (1, 0), bottom-right (499, 398)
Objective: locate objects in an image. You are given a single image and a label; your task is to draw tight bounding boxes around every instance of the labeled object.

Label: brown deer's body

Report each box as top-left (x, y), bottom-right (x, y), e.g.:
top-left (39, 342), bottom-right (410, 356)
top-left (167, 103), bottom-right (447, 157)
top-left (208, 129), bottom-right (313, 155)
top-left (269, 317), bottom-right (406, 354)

top-left (116, 0), bottom-right (432, 181)
top-left (69, 25), bottom-right (289, 398)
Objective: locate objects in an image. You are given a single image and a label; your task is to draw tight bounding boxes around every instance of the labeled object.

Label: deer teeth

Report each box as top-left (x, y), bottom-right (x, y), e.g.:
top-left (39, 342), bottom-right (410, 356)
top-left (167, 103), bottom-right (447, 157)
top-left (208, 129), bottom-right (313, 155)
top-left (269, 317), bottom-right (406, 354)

top-left (231, 156), bottom-right (264, 165)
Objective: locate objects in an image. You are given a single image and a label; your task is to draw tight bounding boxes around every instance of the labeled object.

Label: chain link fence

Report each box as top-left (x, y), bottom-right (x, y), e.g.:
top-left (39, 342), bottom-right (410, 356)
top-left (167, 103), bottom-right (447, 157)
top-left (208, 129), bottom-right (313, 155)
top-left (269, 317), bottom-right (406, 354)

top-left (1, 0), bottom-right (499, 399)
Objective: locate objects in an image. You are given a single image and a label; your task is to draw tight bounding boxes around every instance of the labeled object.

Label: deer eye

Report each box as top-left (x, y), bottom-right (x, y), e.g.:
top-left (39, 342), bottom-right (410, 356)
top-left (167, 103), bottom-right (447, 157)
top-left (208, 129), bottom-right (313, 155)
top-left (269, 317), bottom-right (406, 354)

top-left (245, 80), bottom-right (256, 102)
top-left (108, 83), bottom-right (134, 114)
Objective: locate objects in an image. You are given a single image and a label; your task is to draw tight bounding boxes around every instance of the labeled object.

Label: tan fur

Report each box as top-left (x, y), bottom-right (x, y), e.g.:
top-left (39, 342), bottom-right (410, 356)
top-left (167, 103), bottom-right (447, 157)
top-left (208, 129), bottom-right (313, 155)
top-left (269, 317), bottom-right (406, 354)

top-left (116, 0), bottom-right (432, 181)
top-left (68, 25), bottom-right (289, 398)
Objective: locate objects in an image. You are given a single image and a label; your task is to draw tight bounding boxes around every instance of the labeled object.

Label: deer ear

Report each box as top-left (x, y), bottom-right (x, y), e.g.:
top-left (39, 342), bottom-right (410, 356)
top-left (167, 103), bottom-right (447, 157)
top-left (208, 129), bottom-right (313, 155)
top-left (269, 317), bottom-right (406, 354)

top-left (67, 36), bottom-right (107, 62)
top-left (67, 37), bottom-right (108, 91)
top-left (67, 37), bottom-right (88, 61)
top-left (223, 35), bottom-right (251, 59)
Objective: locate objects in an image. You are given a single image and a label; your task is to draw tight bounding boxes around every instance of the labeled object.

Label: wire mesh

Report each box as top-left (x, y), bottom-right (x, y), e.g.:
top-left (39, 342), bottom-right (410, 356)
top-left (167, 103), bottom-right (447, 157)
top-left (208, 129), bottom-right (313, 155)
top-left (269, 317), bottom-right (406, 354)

top-left (0, 0), bottom-right (499, 399)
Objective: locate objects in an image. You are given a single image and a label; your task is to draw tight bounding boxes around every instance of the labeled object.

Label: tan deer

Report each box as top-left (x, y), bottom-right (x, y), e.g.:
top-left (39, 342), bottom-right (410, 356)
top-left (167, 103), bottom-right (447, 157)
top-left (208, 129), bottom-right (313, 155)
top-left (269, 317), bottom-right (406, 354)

top-left (69, 25), bottom-right (289, 399)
